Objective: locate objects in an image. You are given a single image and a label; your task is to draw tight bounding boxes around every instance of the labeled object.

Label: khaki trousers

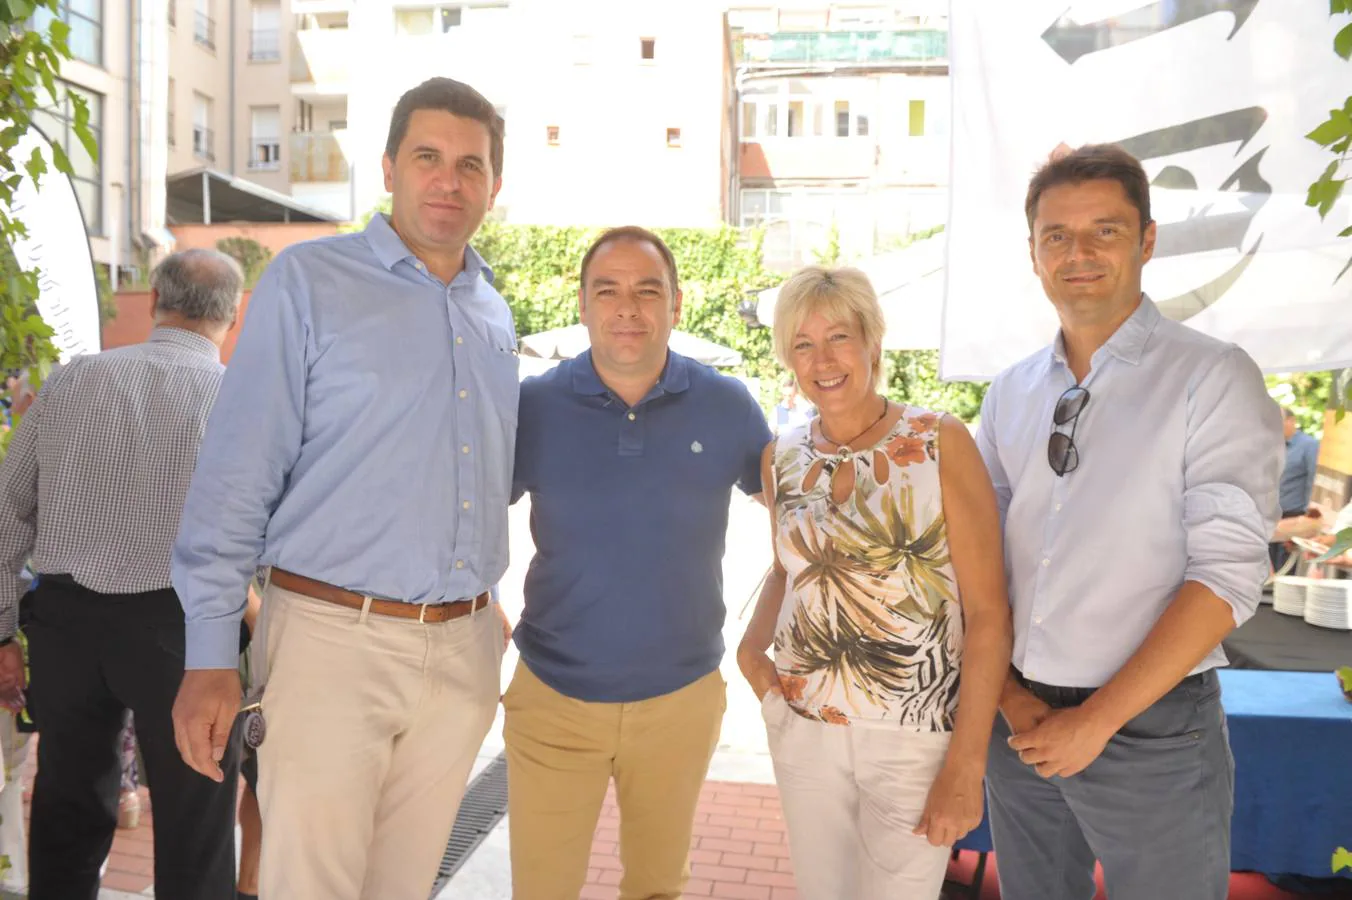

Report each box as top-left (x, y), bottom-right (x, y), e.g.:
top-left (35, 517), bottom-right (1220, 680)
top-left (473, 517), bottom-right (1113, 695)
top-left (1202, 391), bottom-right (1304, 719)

top-left (503, 661), bottom-right (726, 900)
top-left (256, 585), bottom-right (501, 900)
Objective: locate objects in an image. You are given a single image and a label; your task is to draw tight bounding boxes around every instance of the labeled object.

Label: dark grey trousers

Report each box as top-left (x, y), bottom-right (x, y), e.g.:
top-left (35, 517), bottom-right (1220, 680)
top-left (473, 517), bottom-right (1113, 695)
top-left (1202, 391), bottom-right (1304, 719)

top-left (986, 670), bottom-right (1233, 900)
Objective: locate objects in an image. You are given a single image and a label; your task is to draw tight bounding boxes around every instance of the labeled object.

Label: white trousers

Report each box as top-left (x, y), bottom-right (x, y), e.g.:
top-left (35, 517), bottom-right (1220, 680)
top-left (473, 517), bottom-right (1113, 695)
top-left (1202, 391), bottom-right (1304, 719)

top-left (763, 693), bottom-right (952, 900)
top-left (256, 585), bottom-right (502, 900)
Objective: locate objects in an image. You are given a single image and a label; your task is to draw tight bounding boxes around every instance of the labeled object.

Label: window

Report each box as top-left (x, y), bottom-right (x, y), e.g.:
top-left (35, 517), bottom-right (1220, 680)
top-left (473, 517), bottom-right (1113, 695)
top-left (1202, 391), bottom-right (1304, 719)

top-left (765, 104), bottom-right (778, 138)
top-left (394, 7), bottom-right (433, 35)
top-left (908, 99), bottom-right (926, 137)
top-left (787, 100), bottom-right (804, 137)
top-left (546, 125), bottom-right (560, 145)
top-left (34, 1), bottom-right (102, 66)
top-left (834, 101), bottom-right (850, 137)
top-left (192, 92), bottom-right (214, 161)
top-left (31, 81), bottom-right (102, 234)
top-left (167, 77), bottom-right (176, 146)
top-left (856, 112), bottom-right (870, 137)
top-left (194, 0), bottom-right (215, 49)
top-left (250, 106), bottom-right (281, 170)
top-left (640, 37), bottom-right (655, 60)
top-left (440, 6), bottom-right (462, 30)
top-left (741, 101), bottom-right (757, 138)
top-left (250, 0), bottom-right (281, 61)
top-left (666, 127), bottom-right (681, 148)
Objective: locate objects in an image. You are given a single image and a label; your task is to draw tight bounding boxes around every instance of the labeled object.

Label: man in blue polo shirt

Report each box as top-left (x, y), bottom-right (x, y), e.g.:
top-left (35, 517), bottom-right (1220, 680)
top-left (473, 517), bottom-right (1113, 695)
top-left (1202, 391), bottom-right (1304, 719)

top-left (506, 226), bottom-right (772, 900)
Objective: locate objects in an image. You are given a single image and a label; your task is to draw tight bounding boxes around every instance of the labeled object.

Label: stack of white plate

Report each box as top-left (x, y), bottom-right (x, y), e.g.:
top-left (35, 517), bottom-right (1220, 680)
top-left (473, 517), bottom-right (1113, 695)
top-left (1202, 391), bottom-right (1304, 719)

top-left (1303, 581), bottom-right (1352, 630)
top-left (1273, 576), bottom-right (1320, 616)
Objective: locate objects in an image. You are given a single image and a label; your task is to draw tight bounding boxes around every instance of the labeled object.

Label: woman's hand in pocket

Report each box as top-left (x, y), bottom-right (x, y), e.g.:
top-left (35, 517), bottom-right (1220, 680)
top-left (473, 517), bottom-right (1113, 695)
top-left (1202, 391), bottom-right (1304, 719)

top-left (736, 643), bottom-right (782, 702)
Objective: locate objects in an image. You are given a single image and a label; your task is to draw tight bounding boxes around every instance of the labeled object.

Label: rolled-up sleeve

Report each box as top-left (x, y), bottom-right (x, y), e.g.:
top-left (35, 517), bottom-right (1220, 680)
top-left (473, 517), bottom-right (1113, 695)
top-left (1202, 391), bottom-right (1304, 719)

top-left (1181, 346), bottom-right (1283, 626)
top-left (172, 255), bottom-right (309, 669)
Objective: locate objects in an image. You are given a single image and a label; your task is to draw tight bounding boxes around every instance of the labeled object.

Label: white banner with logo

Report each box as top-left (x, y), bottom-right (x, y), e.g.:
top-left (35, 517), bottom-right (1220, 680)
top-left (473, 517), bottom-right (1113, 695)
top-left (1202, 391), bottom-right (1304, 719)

top-left (7, 127), bottom-right (102, 364)
top-left (942, 0), bottom-right (1352, 381)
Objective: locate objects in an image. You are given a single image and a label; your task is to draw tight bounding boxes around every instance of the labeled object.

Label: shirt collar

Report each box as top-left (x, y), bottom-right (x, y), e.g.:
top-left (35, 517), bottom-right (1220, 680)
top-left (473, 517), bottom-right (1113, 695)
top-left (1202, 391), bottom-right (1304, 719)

top-left (1051, 293), bottom-right (1160, 369)
top-left (364, 213), bottom-right (495, 285)
top-left (569, 349), bottom-right (692, 398)
top-left (149, 326), bottom-right (220, 362)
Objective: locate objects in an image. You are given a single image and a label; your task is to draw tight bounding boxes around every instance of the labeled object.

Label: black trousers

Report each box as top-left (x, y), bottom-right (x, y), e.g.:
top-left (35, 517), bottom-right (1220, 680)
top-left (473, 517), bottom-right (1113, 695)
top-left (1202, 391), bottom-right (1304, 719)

top-left (25, 576), bottom-right (239, 900)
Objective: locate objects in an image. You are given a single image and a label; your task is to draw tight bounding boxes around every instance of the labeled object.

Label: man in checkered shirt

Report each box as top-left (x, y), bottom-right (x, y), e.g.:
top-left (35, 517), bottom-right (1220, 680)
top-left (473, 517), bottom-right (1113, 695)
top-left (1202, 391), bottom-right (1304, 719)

top-left (0, 249), bottom-right (244, 900)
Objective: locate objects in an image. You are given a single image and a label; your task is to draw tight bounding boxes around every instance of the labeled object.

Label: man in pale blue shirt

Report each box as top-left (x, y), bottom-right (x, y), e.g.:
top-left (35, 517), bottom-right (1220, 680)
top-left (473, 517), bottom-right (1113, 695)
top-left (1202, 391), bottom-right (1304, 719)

top-left (170, 78), bottom-right (516, 900)
top-left (976, 144), bottom-right (1282, 900)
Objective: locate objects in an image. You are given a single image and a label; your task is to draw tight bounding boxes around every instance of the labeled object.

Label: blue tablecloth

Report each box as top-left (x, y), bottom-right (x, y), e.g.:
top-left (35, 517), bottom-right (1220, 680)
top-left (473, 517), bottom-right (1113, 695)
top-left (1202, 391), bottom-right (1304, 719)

top-left (955, 669), bottom-right (1352, 880)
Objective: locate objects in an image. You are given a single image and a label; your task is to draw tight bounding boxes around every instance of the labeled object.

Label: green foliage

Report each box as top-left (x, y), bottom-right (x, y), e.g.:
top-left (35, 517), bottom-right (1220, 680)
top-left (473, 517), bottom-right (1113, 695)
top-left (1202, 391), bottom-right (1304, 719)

top-left (1335, 846), bottom-right (1352, 874)
top-left (93, 263), bottom-right (116, 325)
top-left (1307, 3), bottom-right (1352, 280)
top-left (2, 0), bottom-right (96, 457)
top-left (215, 237), bottom-right (274, 287)
top-left (812, 222), bottom-right (842, 266)
top-left (1266, 371), bottom-right (1334, 437)
top-left (474, 220), bottom-right (783, 399)
top-left (883, 350), bottom-right (987, 423)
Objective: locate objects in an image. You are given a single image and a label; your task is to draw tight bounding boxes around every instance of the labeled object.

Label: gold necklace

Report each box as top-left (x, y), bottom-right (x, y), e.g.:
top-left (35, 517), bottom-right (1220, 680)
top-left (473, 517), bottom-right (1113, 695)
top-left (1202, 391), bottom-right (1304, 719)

top-left (818, 397), bottom-right (889, 453)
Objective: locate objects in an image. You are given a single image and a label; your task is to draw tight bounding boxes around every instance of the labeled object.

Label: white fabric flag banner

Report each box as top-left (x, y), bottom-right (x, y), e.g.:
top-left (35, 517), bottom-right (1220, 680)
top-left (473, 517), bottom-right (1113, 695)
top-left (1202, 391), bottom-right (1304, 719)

top-left (8, 127), bottom-right (102, 364)
top-left (942, 0), bottom-right (1352, 381)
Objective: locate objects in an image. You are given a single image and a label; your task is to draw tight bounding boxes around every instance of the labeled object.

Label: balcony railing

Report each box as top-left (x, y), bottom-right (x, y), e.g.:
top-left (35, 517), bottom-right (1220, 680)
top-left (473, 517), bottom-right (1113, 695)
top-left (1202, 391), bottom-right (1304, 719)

top-left (290, 131), bottom-right (348, 182)
top-left (250, 28), bottom-right (281, 61)
top-left (194, 11), bottom-right (215, 49)
top-left (193, 125), bottom-right (215, 162)
top-left (736, 29), bottom-right (947, 66)
top-left (249, 138), bottom-right (282, 170)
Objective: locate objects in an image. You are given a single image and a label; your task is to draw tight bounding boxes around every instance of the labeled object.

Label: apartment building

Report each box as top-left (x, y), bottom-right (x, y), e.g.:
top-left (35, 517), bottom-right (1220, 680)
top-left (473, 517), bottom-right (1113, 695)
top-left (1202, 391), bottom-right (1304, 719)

top-left (729, 1), bottom-right (951, 269)
top-left (288, 0), bottom-right (733, 226)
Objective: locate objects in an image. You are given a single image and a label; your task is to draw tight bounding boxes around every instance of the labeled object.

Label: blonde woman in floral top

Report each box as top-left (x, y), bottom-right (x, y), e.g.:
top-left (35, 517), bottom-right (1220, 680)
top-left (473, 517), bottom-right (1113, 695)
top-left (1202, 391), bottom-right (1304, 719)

top-left (737, 266), bottom-right (1012, 900)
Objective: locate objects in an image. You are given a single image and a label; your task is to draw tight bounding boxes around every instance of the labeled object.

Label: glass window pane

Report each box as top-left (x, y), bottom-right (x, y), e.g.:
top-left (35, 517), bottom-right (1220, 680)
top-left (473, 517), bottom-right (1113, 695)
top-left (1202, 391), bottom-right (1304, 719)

top-left (68, 19), bottom-right (101, 66)
top-left (835, 101), bottom-right (849, 137)
top-left (69, 0), bottom-right (101, 20)
top-left (856, 114), bottom-right (869, 137)
top-left (69, 138), bottom-right (98, 181)
top-left (394, 8), bottom-right (433, 35)
top-left (30, 110), bottom-right (61, 143)
top-left (766, 104), bottom-right (778, 137)
top-left (33, 6), bottom-right (57, 32)
top-left (743, 190), bottom-right (766, 217)
top-left (811, 103), bottom-right (823, 136)
top-left (767, 191), bottom-right (785, 215)
top-left (741, 102), bottom-right (756, 138)
top-left (74, 179), bottom-right (100, 234)
top-left (788, 101), bottom-right (804, 137)
top-left (909, 99), bottom-right (925, 137)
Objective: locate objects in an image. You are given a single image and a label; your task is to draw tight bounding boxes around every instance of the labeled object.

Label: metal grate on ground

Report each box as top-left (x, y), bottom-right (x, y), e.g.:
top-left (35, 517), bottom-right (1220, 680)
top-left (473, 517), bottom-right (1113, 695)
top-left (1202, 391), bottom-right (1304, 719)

top-left (429, 753), bottom-right (510, 896)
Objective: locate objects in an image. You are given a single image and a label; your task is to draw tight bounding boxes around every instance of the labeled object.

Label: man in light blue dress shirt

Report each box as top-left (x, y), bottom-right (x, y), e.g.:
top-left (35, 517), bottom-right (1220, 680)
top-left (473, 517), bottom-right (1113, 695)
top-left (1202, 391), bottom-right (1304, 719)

top-left (169, 78), bottom-right (517, 900)
top-left (976, 144), bottom-right (1282, 900)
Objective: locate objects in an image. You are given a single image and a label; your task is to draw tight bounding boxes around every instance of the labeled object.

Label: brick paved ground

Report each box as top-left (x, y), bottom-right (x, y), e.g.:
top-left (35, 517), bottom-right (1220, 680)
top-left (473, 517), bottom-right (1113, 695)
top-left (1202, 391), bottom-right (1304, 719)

top-left (11, 752), bottom-right (1309, 899)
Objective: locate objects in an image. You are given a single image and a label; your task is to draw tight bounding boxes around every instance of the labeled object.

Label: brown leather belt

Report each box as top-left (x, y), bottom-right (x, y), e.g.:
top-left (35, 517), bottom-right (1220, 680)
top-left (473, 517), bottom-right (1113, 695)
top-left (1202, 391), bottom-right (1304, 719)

top-left (270, 569), bottom-right (490, 624)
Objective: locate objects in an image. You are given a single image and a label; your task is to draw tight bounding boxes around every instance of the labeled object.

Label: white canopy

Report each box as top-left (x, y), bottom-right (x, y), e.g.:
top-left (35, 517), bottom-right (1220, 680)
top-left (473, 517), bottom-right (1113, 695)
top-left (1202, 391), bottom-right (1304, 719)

top-left (756, 233), bottom-right (948, 352)
top-left (518, 324), bottom-right (744, 368)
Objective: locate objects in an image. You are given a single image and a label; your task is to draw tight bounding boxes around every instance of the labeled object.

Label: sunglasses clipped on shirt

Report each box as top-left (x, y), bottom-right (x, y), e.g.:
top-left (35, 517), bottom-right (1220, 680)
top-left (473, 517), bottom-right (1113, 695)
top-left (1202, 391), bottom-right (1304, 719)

top-left (1048, 385), bottom-right (1090, 477)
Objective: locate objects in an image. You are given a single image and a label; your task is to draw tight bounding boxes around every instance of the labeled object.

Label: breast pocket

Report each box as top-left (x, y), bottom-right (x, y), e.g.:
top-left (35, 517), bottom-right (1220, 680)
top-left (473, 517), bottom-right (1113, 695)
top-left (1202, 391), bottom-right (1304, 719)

top-left (481, 325), bottom-right (520, 424)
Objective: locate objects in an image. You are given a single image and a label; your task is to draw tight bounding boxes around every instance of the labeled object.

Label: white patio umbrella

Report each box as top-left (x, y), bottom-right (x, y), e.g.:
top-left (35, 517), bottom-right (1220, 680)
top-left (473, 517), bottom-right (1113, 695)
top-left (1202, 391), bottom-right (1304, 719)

top-left (756, 233), bottom-right (948, 351)
top-left (518, 323), bottom-right (743, 368)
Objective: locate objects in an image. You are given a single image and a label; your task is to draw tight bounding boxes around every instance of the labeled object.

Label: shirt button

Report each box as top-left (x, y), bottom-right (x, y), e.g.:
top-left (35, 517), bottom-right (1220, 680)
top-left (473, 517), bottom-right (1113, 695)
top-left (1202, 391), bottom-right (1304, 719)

top-left (459, 389), bottom-right (468, 399)
top-left (1034, 616), bottom-right (1043, 625)
top-left (455, 336), bottom-right (464, 345)
top-left (462, 445), bottom-right (470, 454)
top-left (627, 412), bottom-right (636, 421)
top-left (1041, 558), bottom-right (1050, 567)
top-left (1054, 503), bottom-right (1063, 512)
top-left (455, 560), bottom-right (465, 569)
top-left (462, 501), bottom-right (471, 509)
